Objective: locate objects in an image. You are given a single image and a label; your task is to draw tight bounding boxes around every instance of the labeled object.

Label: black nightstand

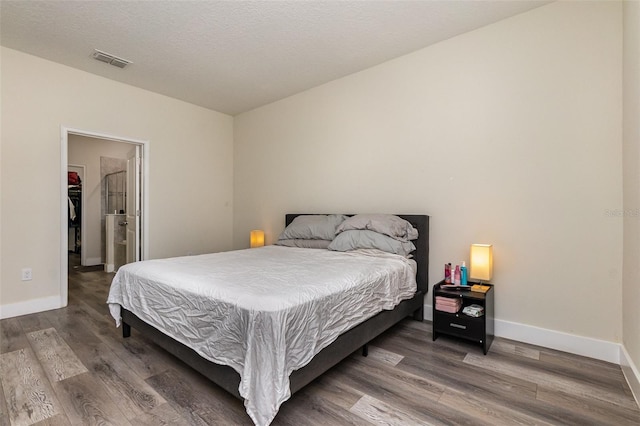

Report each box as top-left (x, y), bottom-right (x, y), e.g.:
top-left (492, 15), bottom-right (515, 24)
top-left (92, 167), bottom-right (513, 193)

top-left (432, 280), bottom-right (494, 354)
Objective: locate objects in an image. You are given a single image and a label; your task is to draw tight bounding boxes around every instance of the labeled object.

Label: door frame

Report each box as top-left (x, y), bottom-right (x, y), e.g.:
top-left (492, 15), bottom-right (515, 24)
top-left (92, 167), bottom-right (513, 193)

top-left (60, 126), bottom-right (150, 307)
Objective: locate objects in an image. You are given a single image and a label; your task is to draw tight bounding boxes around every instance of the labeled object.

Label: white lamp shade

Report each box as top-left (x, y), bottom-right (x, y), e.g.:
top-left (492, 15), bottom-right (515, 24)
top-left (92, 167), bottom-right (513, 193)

top-left (250, 230), bottom-right (265, 248)
top-left (470, 244), bottom-right (493, 281)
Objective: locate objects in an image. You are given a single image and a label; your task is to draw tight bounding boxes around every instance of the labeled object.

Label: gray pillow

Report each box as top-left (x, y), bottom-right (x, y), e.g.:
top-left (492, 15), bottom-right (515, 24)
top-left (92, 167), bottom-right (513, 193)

top-left (278, 214), bottom-right (348, 241)
top-left (335, 214), bottom-right (418, 242)
top-left (328, 230), bottom-right (416, 257)
top-left (274, 239), bottom-right (331, 249)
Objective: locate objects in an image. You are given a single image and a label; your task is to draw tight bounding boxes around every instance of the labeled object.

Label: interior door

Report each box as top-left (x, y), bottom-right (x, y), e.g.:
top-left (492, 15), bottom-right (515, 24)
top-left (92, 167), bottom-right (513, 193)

top-left (125, 145), bottom-right (141, 264)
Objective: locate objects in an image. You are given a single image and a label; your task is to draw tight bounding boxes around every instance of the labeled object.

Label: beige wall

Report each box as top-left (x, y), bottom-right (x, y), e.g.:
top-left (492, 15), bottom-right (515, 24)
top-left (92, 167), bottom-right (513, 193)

top-left (623, 0), bottom-right (640, 379)
top-left (0, 47), bottom-right (234, 312)
top-left (234, 2), bottom-right (623, 342)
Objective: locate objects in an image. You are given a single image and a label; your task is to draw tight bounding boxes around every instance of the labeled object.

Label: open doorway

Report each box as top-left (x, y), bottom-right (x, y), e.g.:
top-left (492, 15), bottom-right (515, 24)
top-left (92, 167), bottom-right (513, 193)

top-left (60, 127), bottom-right (149, 308)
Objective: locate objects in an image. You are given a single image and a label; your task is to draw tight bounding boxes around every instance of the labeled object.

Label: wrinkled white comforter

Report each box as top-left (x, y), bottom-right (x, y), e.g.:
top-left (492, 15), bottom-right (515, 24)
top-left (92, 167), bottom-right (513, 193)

top-left (107, 246), bottom-right (417, 426)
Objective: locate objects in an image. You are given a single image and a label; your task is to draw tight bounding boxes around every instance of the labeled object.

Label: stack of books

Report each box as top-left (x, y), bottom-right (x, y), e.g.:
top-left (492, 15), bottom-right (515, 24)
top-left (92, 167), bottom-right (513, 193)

top-left (435, 296), bottom-right (461, 313)
top-left (470, 284), bottom-right (490, 293)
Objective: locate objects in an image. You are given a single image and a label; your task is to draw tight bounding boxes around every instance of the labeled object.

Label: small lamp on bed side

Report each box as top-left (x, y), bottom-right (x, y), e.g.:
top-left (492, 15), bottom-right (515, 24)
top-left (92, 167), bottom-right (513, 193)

top-left (250, 230), bottom-right (265, 248)
top-left (470, 244), bottom-right (493, 283)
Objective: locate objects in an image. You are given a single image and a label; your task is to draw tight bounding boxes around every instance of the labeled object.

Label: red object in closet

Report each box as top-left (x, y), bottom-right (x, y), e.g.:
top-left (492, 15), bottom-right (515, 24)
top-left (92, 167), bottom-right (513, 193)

top-left (68, 171), bottom-right (81, 185)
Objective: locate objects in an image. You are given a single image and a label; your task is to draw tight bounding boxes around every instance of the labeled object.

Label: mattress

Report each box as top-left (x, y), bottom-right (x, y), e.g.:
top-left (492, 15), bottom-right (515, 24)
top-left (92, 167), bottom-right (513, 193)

top-left (107, 245), bottom-right (417, 426)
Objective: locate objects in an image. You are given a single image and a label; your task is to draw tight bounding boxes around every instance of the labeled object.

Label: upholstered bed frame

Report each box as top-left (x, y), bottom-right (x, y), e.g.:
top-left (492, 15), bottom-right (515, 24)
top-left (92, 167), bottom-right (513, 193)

top-left (120, 213), bottom-right (429, 400)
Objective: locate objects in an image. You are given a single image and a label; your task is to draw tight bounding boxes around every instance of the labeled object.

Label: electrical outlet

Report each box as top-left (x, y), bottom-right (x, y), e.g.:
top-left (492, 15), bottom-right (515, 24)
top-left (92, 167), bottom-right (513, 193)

top-left (21, 268), bottom-right (32, 281)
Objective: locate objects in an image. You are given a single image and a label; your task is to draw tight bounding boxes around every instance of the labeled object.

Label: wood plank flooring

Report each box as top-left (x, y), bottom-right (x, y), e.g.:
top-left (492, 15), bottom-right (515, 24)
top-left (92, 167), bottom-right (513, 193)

top-left (0, 254), bottom-right (638, 425)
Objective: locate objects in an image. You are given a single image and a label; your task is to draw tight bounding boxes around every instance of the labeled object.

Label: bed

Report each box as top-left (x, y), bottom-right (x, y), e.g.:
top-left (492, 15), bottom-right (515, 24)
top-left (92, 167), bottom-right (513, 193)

top-left (107, 213), bottom-right (429, 425)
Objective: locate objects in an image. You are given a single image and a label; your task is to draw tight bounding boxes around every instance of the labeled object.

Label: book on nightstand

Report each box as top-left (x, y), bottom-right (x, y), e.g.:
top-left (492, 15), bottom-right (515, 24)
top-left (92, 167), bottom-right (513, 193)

top-left (470, 284), bottom-right (490, 293)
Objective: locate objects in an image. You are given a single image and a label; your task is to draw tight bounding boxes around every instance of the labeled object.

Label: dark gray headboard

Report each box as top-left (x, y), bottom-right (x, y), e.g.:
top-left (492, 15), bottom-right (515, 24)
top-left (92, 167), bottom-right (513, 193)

top-left (285, 214), bottom-right (429, 295)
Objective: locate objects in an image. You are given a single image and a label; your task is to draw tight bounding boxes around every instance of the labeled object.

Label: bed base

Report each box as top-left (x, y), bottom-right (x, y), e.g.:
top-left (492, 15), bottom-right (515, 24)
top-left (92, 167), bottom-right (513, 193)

top-left (121, 292), bottom-right (423, 399)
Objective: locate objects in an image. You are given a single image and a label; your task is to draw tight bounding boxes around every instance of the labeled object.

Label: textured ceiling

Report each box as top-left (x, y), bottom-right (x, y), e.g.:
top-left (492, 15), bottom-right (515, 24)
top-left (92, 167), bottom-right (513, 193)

top-left (0, 1), bottom-right (549, 115)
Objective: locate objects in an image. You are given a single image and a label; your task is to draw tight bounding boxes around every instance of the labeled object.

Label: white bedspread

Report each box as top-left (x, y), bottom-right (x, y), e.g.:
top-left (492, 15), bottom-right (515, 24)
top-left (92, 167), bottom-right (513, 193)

top-left (107, 246), bottom-right (417, 426)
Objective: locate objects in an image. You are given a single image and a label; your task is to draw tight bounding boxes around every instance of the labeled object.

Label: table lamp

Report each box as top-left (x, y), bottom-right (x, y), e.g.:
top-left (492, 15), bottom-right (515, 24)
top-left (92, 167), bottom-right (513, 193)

top-left (470, 244), bottom-right (493, 283)
top-left (250, 230), bottom-right (265, 248)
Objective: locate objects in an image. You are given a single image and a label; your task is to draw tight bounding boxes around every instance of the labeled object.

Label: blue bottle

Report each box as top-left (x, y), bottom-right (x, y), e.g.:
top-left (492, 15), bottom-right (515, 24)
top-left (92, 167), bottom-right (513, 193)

top-left (460, 261), bottom-right (468, 285)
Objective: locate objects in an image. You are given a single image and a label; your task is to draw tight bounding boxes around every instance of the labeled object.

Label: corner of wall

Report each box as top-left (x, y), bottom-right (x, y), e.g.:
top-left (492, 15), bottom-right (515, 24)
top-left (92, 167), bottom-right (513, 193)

top-left (621, 345), bottom-right (640, 408)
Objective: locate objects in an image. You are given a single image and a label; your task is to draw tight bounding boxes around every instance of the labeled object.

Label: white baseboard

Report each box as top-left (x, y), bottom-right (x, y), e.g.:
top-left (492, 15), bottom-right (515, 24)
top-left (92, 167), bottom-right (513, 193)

top-left (85, 257), bottom-right (102, 267)
top-left (424, 303), bottom-right (620, 364)
top-left (424, 304), bottom-right (434, 322)
top-left (495, 318), bottom-right (621, 364)
top-left (0, 296), bottom-right (63, 320)
top-left (621, 345), bottom-right (640, 408)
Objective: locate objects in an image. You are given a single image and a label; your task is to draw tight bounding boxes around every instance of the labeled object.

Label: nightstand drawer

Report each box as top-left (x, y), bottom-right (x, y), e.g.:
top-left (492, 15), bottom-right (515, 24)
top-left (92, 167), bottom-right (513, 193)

top-left (433, 311), bottom-right (484, 341)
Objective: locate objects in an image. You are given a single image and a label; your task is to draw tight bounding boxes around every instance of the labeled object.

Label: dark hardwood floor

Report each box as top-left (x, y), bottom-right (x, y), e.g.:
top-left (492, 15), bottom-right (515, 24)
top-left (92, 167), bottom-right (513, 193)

top-left (1, 254), bottom-right (638, 425)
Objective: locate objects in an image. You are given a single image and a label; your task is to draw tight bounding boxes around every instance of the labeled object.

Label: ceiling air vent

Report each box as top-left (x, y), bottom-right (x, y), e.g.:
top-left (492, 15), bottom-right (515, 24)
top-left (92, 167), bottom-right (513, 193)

top-left (92, 49), bottom-right (132, 69)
